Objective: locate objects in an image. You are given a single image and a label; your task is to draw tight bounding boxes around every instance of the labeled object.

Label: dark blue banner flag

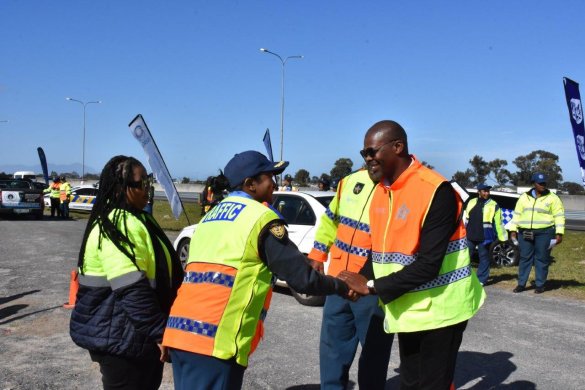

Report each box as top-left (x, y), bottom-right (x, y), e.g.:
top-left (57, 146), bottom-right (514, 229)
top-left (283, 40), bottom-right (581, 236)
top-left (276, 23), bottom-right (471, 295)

top-left (263, 128), bottom-right (274, 162)
top-left (37, 147), bottom-right (49, 185)
top-left (563, 77), bottom-right (585, 187)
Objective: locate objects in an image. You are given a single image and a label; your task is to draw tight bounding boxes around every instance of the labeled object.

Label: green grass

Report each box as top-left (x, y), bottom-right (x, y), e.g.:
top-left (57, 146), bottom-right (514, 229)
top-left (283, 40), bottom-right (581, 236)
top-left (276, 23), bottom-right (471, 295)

top-left (46, 200), bottom-right (203, 231)
top-left (485, 230), bottom-right (585, 300)
top-left (152, 200), bottom-right (204, 231)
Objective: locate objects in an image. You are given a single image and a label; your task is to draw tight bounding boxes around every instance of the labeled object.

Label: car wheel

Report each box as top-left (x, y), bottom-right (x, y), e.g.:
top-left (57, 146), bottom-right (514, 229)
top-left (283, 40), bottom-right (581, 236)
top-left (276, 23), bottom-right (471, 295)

top-left (177, 238), bottom-right (191, 269)
top-left (489, 240), bottom-right (519, 267)
top-left (290, 288), bottom-right (325, 306)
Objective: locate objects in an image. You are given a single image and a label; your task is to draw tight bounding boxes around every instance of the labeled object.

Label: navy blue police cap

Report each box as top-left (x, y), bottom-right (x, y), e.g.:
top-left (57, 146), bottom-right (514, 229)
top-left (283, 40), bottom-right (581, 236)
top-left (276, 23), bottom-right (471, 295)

top-left (476, 183), bottom-right (492, 191)
top-left (531, 173), bottom-right (547, 184)
top-left (224, 150), bottom-right (289, 189)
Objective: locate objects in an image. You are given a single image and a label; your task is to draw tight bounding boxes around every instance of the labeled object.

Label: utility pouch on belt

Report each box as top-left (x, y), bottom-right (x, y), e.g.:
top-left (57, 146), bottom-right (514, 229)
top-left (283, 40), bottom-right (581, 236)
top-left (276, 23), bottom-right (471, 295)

top-left (522, 230), bottom-right (534, 241)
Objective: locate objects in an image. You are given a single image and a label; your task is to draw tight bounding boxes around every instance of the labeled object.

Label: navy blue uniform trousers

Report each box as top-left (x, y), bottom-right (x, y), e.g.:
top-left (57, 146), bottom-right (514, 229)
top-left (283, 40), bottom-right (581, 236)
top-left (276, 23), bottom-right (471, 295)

top-left (320, 294), bottom-right (394, 390)
top-left (517, 226), bottom-right (556, 288)
top-left (170, 349), bottom-right (246, 390)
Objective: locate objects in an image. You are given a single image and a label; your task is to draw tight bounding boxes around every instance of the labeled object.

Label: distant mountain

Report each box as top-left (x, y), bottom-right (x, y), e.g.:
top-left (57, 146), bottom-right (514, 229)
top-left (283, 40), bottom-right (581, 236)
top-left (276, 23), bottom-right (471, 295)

top-left (0, 163), bottom-right (98, 175)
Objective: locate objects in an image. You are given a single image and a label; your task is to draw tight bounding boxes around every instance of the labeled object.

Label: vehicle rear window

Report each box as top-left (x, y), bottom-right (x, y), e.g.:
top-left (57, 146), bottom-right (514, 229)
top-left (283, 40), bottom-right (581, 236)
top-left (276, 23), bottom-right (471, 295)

top-left (0, 180), bottom-right (32, 189)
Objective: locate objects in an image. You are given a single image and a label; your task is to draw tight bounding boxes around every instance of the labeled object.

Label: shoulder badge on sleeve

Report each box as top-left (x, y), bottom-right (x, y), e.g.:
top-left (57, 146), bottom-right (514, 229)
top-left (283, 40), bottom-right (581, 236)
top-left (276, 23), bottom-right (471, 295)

top-left (269, 222), bottom-right (286, 240)
top-left (353, 182), bottom-right (365, 194)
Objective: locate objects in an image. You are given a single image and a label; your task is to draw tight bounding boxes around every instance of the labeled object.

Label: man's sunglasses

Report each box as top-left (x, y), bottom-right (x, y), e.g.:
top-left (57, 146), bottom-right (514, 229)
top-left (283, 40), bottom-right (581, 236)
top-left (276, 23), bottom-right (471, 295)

top-left (359, 139), bottom-right (400, 159)
top-left (127, 176), bottom-right (153, 190)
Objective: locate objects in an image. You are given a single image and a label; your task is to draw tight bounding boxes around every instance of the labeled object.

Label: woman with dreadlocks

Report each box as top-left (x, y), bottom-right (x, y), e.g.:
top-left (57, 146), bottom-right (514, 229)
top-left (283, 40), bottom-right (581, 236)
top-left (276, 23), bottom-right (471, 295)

top-left (70, 155), bottom-right (183, 390)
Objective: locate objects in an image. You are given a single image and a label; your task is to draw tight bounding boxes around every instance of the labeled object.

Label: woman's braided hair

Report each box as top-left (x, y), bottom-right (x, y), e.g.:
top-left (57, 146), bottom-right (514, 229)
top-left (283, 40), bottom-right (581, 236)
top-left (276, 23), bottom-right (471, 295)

top-left (77, 155), bottom-right (145, 270)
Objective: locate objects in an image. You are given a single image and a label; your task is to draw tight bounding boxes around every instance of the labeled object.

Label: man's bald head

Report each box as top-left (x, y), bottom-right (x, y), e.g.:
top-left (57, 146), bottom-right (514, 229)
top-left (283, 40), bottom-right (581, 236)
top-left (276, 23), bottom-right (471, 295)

top-left (365, 120), bottom-right (408, 155)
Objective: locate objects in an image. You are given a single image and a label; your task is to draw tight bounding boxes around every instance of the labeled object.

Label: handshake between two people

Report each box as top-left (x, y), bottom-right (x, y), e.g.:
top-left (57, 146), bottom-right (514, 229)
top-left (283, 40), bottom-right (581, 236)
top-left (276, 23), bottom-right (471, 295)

top-left (309, 260), bottom-right (372, 301)
top-left (338, 271), bottom-right (371, 300)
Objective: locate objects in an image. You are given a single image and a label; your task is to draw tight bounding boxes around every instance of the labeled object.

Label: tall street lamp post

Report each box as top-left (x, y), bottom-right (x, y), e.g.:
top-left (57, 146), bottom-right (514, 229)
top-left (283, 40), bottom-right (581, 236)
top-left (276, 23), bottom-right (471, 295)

top-left (260, 48), bottom-right (303, 164)
top-left (66, 97), bottom-right (101, 183)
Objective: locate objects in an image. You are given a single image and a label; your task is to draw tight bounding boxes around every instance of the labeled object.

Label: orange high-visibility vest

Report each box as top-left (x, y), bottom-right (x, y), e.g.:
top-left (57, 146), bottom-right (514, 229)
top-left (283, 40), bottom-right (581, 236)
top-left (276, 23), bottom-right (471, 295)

top-left (309, 169), bottom-right (374, 276)
top-left (60, 182), bottom-right (71, 202)
top-left (163, 195), bottom-right (277, 367)
top-left (370, 157), bottom-right (484, 333)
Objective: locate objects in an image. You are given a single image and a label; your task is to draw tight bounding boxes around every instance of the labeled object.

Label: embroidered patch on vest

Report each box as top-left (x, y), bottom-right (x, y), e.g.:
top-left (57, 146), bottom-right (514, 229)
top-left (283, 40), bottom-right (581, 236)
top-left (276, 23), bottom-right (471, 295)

top-left (353, 183), bottom-right (365, 194)
top-left (396, 204), bottom-right (410, 220)
top-left (269, 223), bottom-right (286, 240)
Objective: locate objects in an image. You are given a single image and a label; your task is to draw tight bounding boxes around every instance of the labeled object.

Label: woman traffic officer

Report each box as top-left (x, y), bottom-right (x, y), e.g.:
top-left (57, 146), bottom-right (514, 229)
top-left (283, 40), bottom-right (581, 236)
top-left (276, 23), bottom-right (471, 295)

top-left (70, 155), bottom-right (183, 389)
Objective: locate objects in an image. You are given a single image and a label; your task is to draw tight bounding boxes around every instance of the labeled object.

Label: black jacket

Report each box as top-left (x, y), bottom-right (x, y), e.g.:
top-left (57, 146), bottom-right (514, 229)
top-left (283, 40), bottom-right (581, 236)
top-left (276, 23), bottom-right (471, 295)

top-left (70, 211), bottom-right (183, 359)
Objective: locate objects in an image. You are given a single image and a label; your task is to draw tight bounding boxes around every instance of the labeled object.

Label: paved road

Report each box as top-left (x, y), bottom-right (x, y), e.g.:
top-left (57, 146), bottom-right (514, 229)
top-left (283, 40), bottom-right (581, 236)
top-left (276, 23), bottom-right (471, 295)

top-left (1, 218), bottom-right (584, 389)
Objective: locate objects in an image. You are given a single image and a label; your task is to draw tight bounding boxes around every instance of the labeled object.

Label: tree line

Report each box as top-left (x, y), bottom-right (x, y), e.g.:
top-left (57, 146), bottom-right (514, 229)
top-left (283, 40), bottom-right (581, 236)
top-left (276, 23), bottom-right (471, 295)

top-left (287, 149), bottom-right (585, 195)
top-left (451, 150), bottom-right (584, 194)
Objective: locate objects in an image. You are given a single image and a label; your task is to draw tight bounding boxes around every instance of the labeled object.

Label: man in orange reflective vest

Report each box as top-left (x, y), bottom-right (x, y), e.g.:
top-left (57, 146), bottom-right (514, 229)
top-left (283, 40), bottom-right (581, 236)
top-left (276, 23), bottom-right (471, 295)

top-left (59, 175), bottom-right (72, 219)
top-left (339, 120), bottom-right (484, 390)
top-left (43, 176), bottom-right (62, 217)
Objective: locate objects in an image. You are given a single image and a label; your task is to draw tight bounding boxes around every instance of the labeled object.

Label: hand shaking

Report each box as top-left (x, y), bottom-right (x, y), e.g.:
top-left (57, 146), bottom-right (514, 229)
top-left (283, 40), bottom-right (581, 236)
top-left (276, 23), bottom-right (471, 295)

top-left (337, 271), bottom-right (370, 296)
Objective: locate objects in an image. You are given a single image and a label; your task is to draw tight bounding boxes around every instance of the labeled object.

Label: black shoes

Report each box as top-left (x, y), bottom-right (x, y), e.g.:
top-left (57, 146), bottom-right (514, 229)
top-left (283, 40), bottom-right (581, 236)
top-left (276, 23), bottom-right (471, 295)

top-left (513, 285), bottom-right (544, 294)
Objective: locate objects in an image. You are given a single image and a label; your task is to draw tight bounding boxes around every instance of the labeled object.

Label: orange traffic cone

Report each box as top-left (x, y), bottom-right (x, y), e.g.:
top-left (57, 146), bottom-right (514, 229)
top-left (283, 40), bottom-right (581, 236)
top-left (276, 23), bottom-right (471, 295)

top-left (63, 269), bottom-right (79, 309)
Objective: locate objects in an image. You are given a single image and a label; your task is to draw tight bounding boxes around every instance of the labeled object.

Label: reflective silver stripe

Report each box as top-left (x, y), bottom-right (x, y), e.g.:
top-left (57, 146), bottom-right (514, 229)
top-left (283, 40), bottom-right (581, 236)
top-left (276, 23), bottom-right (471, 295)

top-left (483, 223), bottom-right (493, 229)
top-left (445, 237), bottom-right (468, 254)
top-left (166, 316), bottom-right (218, 338)
top-left (411, 265), bottom-right (472, 292)
top-left (516, 221), bottom-right (554, 226)
top-left (372, 238), bottom-right (467, 266)
top-left (78, 274), bottom-right (110, 287)
top-left (338, 215), bottom-right (370, 233)
top-left (525, 207), bottom-right (550, 213)
top-left (183, 271), bottom-right (235, 288)
top-left (110, 271), bottom-right (145, 290)
top-left (334, 238), bottom-right (370, 258)
top-left (554, 213), bottom-right (565, 217)
top-left (372, 251), bottom-right (417, 266)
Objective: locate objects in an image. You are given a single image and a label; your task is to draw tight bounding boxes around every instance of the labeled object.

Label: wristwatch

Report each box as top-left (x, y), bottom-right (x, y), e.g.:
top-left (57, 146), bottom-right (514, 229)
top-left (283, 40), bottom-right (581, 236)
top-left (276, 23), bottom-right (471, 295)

top-left (366, 279), bottom-right (376, 293)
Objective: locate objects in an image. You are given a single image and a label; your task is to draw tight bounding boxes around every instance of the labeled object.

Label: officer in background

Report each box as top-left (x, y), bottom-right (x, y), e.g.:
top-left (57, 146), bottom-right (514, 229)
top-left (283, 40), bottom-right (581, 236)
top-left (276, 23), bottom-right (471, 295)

top-left (162, 151), bottom-right (353, 390)
top-left (309, 168), bottom-right (393, 390)
top-left (144, 173), bottom-right (155, 214)
top-left (59, 175), bottom-right (72, 219)
top-left (44, 176), bottom-right (62, 217)
top-left (510, 173), bottom-right (565, 294)
top-left (201, 174), bottom-right (229, 216)
top-left (464, 183), bottom-right (506, 286)
top-left (279, 174), bottom-right (296, 191)
top-left (317, 176), bottom-right (331, 191)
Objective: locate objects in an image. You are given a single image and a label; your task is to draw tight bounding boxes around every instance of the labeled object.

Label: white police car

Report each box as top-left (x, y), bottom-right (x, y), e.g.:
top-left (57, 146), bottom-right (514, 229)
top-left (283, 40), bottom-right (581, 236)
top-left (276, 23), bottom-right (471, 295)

top-left (44, 185), bottom-right (98, 212)
top-left (173, 190), bottom-right (335, 306)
